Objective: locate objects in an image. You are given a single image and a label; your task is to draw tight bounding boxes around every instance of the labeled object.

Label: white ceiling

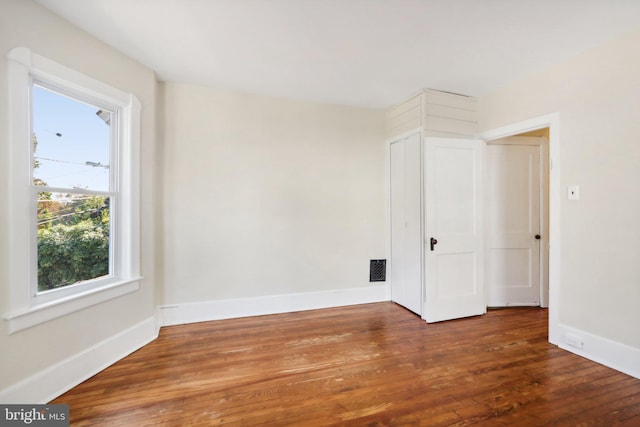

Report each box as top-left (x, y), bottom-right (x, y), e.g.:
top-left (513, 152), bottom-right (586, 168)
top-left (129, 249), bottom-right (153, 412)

top-left (35, 0), bottom-right (640, 109)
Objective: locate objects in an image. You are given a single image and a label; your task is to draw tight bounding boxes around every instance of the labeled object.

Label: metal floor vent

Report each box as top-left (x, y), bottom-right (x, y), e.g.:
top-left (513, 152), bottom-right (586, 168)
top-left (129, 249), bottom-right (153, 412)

top-left (369, 259), bottom-right (386, 282)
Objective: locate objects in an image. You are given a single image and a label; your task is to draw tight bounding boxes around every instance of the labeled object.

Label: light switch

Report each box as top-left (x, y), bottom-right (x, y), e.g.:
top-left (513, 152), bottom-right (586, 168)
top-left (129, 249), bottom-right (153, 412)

top-left (568, 185), bottom-right (579, 200)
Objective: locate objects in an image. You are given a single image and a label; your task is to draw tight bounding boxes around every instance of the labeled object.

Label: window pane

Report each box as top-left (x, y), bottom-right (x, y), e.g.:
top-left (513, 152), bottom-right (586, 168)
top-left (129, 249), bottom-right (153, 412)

top-left (37, 192), bottom-right (111, 292)
top-left (32, 85), bottom-right (111, 192)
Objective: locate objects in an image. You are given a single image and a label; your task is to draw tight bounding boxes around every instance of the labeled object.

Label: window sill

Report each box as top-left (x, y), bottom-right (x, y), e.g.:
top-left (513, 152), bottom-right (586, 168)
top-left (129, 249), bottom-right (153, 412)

top-left (3, 277), bottom-right (142, 334)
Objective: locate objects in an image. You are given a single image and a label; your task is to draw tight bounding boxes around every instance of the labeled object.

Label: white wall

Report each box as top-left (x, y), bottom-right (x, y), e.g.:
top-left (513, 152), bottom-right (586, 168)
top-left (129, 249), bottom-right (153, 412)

top-left (0, 0), bottom-right (157, 400)
top-left (8, 0), bottom-right (638, 402)
top-left (479, 31), bottom-right (640, 353)
top-left (160, 83), bottom-right (387, 307)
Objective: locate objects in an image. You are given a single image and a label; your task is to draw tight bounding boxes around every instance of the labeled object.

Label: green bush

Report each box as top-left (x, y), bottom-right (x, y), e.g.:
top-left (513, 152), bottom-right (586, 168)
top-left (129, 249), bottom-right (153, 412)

top-left (37, 220), bottom-right (109, 291)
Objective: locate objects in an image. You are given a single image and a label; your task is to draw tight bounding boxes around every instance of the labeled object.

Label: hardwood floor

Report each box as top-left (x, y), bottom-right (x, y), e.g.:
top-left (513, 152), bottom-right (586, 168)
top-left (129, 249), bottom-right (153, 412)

top-left (52, 303), bottom-right (640, 426)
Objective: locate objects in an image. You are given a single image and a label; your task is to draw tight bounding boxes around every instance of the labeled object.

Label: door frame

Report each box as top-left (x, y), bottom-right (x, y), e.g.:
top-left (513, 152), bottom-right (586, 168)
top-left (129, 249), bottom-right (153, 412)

top-left (480, 113), bottom-right (560, 346)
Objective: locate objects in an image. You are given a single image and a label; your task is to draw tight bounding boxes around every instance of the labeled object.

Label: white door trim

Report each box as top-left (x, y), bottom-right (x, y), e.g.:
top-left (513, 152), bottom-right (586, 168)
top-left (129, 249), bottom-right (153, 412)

top-left (479, 113), bottom-right (560, 346)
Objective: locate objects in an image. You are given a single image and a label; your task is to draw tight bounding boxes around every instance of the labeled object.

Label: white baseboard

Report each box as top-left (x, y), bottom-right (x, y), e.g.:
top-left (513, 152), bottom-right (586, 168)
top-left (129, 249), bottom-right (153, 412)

top-left (557, 323), bottom-right (640, 380)
top-left (160, 284), bottom-right (391, 327)
top-left (0, 316), bottom-right (158, 404)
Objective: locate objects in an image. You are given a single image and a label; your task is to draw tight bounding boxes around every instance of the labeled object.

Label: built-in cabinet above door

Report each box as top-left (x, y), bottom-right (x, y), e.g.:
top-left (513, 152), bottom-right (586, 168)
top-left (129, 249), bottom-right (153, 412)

top-left (385, 89), bottom-right (478, 140)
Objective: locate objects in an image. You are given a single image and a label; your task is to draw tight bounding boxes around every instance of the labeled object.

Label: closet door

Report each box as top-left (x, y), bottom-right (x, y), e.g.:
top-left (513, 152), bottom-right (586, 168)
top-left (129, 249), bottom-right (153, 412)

top-left (424, 137), bottom-right (485, 322)
top-left (390, 133), bottom-right (422, 315)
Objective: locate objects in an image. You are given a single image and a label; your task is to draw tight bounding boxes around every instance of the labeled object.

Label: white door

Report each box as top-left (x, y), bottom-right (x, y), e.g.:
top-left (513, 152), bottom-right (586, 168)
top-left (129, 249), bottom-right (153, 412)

top-left (424, 137), bottom-right (485, 323)
top-left (390, 133), bottom-right (422, 314)
top-left (486, 139), bottom-right (542, 306)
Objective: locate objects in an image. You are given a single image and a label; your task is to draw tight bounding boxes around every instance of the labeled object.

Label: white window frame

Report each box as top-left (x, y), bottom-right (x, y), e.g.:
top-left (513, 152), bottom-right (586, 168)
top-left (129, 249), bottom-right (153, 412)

top-left (4, 47), bottom-right (142, 334)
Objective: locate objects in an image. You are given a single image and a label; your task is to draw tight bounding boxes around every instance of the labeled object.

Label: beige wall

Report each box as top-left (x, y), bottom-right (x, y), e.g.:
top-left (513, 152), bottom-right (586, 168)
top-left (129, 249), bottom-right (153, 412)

top-left (0, 0), bottom-right (157, 391)
top-left (160, 82), bottom-right (386, 304)
top-left (479, 30), bottom-right (640, 348)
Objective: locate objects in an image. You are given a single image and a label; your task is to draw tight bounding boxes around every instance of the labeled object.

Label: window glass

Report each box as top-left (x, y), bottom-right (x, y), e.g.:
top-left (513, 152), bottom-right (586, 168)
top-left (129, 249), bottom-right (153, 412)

top-left (32, 85), bottom-right (114, 292)
top-left (32, 85), bottom-right (111, 192)
top-left (36, 192), bottom-right (111, 292)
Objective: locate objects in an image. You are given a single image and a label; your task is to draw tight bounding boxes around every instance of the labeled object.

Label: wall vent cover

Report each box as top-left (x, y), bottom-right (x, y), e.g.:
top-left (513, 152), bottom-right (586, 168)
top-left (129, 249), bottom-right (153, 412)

top-left (369, 259), bottom-right (386, 282)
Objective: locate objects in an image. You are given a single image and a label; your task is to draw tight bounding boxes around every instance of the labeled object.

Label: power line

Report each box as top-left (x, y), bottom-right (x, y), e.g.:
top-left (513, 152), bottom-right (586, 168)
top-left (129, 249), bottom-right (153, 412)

top-left (35, 156), bottom-right (109, 169)
top-left (37, 194), bottom-right (103, 202)
top-left (37, 205), bottom-right (108, 226)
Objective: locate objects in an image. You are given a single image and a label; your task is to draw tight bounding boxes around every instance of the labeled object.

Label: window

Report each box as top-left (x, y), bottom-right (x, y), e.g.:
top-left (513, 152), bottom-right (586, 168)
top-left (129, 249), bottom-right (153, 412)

top-left (33, 84), bottom-right (114, 297)
top-left (4, 48), bottom-right (142, 333)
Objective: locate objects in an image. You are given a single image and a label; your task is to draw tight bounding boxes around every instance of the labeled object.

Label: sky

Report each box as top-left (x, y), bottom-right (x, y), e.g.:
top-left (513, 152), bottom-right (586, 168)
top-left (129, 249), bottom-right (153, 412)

top-left (33, 85), bottom-right (111, 192)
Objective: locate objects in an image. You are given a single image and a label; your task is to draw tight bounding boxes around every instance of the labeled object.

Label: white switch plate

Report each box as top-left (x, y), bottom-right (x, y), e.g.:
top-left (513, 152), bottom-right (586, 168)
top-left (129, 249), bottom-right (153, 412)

top-left (568, 185), bottom-right (579, 200)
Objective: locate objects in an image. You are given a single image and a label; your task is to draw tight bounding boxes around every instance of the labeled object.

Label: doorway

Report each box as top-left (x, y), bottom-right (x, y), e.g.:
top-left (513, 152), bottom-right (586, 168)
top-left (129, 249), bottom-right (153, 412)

top-left (481, 114), bottom-right (559, 346)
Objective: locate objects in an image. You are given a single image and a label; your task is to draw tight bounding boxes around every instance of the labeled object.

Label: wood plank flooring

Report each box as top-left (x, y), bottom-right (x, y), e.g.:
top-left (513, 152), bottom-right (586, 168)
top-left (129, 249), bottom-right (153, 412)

top-left (52, 303), bottom-right (640, 426)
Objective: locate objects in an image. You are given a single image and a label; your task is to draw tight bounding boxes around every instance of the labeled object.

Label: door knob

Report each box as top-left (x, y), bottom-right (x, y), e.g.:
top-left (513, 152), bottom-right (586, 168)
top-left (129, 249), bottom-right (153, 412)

top-left (534, 234), bottom-right (541, 240)
top-left (430, 237), bottom-right (438, 251)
